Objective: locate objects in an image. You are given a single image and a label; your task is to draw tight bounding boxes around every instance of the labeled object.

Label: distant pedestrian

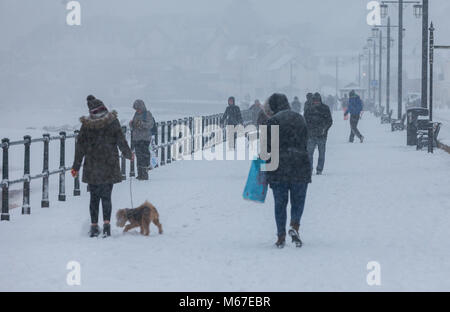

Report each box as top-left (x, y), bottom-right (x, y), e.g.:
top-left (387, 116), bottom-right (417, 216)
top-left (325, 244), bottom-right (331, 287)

top-left (291, 96), bottom-right (302, 114)
top-left (71, 95), bottom-right (133, 238)
top-left (341, 94), bottom-right (349, 112)
top-left (221, 96), bottom-right (243, 127)
top-left (266, 93), bottom-right (312, 249)
top-left (256, 102), bottom-right (269, 127)
top-left (249, 99), bottom-right (263, 126)
top-left (221, 96), bottom-right (243, 149)
top-left (344, 90), bottom-right (364, 143)
top-left (304, 93), bottom-right (333, 175)
top-left (129, 99), bottom-right (154, 180)
top-left (325, 95), bottom-right (336, 112)
top-left (303, 93), bottom-right (313, 113)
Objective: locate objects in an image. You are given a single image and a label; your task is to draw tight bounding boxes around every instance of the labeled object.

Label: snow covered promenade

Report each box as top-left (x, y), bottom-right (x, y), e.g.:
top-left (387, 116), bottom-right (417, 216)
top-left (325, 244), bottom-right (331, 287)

top-left (2, 113), bottom-right (450, 291)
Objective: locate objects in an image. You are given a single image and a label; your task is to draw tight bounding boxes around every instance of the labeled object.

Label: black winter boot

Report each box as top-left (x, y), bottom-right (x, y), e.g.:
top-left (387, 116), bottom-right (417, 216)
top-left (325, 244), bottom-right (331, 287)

top-left (288, 223), bottom-right (302, 248)
top-left (89, 225), bottom-right (100, 238)
top-left (275, 234), bottom-right (286, 249)
top-left (102, 223), bottom-right (111, 238)
top-left (136, 167), bottom-right (149, 180)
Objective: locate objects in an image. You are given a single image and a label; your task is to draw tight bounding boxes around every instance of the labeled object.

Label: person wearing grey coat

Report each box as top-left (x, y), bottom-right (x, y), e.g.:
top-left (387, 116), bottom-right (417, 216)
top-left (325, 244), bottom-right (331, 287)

top-left (129, 99), bottom-right (155, 180)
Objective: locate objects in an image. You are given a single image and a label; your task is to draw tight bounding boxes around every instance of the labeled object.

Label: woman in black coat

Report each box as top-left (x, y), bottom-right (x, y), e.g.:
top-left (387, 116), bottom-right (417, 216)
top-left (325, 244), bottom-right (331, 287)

top-left (71, 95), bottom-right (133, 238)
top-left (266, 93), bottom-right (312, 248)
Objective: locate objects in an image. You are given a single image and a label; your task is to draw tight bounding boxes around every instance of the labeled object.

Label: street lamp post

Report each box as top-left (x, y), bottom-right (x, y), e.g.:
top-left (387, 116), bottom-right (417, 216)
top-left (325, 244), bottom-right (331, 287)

top-left (379, 29), bottom-right (383, 111)
top-left (358, 54), bottom-right (364, 87)
top-left (421, 0), bottom-right (429, 109)
top-left (429, 22), bottom-right (450, 122)
top-left (398, 0), bottom-right (403, 119)
top-left (367, 46), bottom-right (372, 103)
top-left (371, 38), bottom-right (377, 105)
top-left (386, 17), bottom-right (391, 115)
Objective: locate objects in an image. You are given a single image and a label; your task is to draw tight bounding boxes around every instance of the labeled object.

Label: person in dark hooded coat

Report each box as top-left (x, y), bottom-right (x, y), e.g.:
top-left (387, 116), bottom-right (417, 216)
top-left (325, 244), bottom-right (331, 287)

top-left (72, 95), bottom-right (133, 238)
top-left (266, 93), bottom-right (312, 249)
top-left (304, 93), bottom-right (333, 175)
top-left (303, 93), bottom-right (313, 114)
top-left (221, 96), bottom-right (243, 149)
top-left (221, 96), bottom-right (243, 126)
top-left (129, 99), bottom-right (154, 180)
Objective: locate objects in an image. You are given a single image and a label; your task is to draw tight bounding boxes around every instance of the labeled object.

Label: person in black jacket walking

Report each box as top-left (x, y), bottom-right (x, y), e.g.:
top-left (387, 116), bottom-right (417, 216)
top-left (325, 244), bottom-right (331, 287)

top-left (266, 93), bottom-right (312, 248)
top-left (304, 93), bottom-right (333, 175)
top-left (129, 99), bottom-right (154, 180)
top-left (303, 93), bottom-right (313, 114)
top-left (71, 95), bottom-right (133, 238)
top-left (221, 96), bottom-right (243, 126)
top-left (221, 96), bottom-right (243, 149)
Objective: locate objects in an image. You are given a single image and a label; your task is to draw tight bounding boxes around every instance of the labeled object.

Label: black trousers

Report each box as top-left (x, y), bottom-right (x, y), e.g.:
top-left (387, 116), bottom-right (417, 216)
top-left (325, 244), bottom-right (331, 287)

top-left (349, 115), bottom-right (363, 142)
top-left (134, 140), bottom-right (150, 173)
top-left (89, 184), bottom-right (113, 224)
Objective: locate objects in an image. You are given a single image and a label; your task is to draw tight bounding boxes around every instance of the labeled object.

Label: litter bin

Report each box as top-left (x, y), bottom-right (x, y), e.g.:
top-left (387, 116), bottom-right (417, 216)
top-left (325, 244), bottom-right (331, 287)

top-left (406, 107), bottom-right (429, 146)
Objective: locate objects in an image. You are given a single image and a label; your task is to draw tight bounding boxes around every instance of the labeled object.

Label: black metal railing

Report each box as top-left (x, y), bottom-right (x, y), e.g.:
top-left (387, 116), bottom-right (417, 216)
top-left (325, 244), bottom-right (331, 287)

top-left (1, 132), bottom-right (77, 221)
top-left (1, 109), bottom-right (253, 221)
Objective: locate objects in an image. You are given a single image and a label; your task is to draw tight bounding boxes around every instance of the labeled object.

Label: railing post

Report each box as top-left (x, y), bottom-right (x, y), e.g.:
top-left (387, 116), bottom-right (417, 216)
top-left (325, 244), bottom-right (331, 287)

top-left (202, 116), bottom-right (205, 150)
top-left (160, 122), bottom-right (166, 166)
top-left (1, 138), bottom-right (10, 221)
top-left (184, 117), bottom-right (189, 157)
top-left (154, 122), bottom-right (159, 160)
top-left (172, 120), bottom-right (178, 162)
top-left (22, 135), bottom-right (31, 215)
top-left (41, 134), bottom-right (50, 208)
top-left (73, 131), bottom-right (81, 196)
top-left (167, 121), bottom-right (172, 164)
top-left (121, 126), bottom-right (127, 180)
top-left (58, 131), bottom-right (66, 202)
top-left (189, 117), bottom-right (194, 155)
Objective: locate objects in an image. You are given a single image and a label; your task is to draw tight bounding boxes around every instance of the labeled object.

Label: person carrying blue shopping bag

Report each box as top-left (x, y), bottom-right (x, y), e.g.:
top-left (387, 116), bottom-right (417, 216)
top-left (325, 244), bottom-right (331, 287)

top-left (265, 93), bottom-right (312, 249)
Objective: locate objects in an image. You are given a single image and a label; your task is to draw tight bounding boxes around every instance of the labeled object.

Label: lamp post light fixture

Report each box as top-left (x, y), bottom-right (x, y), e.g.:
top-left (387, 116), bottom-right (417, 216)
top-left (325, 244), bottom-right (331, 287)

top-left (413, 3), bottom-right (423, 18)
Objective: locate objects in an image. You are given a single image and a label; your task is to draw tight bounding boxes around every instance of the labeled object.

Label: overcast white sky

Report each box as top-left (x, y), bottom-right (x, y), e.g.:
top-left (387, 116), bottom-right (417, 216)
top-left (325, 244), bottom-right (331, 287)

top-left (1, 0), bottom-right (449, 53)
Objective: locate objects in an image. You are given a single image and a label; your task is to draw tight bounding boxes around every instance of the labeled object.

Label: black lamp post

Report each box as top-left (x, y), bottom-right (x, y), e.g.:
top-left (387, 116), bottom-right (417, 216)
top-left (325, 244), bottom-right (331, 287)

top-left (381, 0), bottom-right (429, 117)
top-left (428, 22), bottom-right (450, 122)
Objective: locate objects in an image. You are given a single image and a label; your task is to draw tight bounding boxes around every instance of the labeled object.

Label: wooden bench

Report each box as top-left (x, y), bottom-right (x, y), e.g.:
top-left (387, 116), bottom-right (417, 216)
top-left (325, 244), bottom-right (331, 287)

top-left (391, 113), bottom-right (407, 132)
top-left (416, 120), bottom-right (441, 151)
top-left (381, 109), bottom-right (393, 124)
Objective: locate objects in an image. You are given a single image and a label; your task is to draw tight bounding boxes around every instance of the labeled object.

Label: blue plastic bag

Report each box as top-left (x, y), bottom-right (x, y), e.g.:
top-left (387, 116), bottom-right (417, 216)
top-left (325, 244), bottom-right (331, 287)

top-left (243, 158), bottom-right (268, 203)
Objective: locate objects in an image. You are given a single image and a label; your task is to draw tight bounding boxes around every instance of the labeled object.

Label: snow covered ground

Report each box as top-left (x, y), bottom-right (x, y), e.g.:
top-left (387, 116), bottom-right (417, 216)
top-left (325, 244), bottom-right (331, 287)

top-left (2, 112), bottom-right (450, 291)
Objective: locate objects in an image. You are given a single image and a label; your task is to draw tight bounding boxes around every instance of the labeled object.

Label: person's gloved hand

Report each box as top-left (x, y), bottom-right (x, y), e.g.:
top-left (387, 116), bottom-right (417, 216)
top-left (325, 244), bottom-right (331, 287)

top-left (71, 168), bottom-right (78, 178)
top-left (131, 153), bottom-right (135, 161)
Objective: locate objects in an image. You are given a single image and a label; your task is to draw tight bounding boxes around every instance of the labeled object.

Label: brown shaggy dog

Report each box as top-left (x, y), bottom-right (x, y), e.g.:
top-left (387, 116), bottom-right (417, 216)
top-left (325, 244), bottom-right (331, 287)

top-left (116, 201), bottom-right (163, 236)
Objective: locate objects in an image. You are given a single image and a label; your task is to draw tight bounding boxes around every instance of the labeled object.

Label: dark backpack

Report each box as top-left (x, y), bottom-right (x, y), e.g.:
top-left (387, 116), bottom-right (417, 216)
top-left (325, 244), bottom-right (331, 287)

top-left (142, 111), bottom-right (157, 137)
top-left (150, 116), bottom-right (157, 136)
